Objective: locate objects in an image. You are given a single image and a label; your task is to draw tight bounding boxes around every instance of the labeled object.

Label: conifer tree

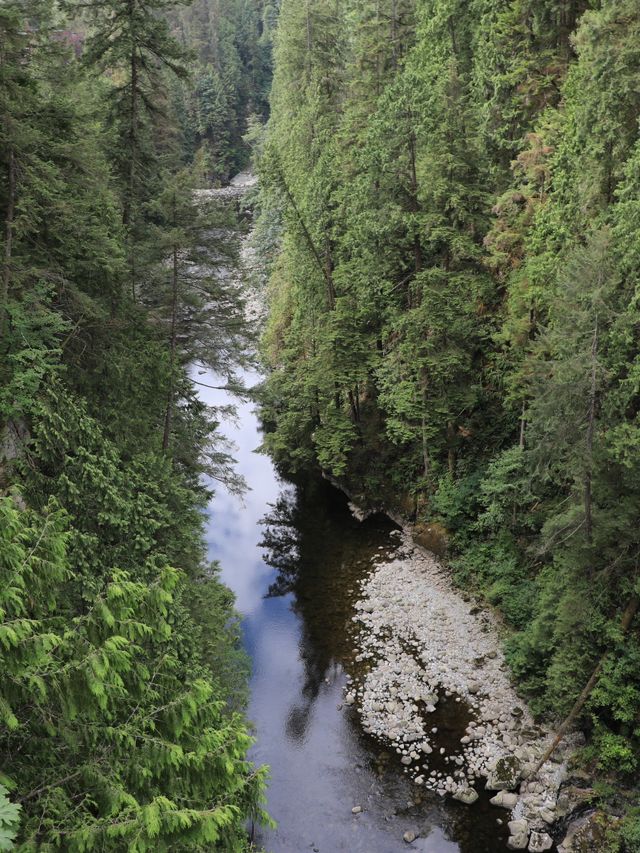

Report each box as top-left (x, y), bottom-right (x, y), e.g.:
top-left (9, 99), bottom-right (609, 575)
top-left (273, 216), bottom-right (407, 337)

top-left (77, 0), bottom-right (190, 297)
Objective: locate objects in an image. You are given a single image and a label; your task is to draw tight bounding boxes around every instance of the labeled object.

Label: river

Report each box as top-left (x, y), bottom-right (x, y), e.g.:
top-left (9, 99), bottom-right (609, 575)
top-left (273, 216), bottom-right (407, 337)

top-left (197, 366), bottom-right (512, 853)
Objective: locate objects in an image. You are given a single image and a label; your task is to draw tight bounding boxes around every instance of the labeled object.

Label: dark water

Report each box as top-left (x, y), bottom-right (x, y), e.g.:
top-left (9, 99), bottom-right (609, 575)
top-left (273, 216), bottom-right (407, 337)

top-left (199, 369), bottom-right (509, 853)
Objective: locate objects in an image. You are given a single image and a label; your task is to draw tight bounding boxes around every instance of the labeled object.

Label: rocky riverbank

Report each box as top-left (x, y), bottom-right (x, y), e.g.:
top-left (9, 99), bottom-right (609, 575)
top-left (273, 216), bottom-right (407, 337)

top-left (342, 528), bottom-right (584, 851)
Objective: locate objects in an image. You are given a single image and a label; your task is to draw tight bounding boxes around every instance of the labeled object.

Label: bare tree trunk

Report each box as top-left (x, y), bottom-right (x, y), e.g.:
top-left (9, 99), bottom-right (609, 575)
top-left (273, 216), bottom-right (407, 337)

top-left (2, 146), bottom-right (16, 344)
top-left (324, 244), bottom-right (336, 310)
top-left (422, 416), bottom-right (430, 480)
top-left (528, 594), bottom-right (639, 779)
top-left (306, 0), bottom-right (312, 53)
top-left (390, 0), bottom-right (398, 68)
top-left (447, 420), bottom-right (456, 477)
top-left (275, 162), bottom-right (335, 303)
top-left (519, 400), bottom-right (527, 449)
top-left (348, 389), bottom-right (359, 424)
top-left (421, 379), bottom-right (429, 479)
top-left (124, 10), bottom-right (139, 303)
top-left (408, 131), bottom-right (422, 307)
top-left (163, 236), bottom-right (179, 452)
top-left (584, 315), bottom-right (598, 545)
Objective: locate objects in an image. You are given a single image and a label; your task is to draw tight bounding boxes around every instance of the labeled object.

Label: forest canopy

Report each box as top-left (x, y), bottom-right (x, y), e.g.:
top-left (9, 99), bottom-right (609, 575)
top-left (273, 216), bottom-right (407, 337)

top-left (0, 0), bottom-right (274, 849)
top-left (256, 0), bottom-right (640, 840)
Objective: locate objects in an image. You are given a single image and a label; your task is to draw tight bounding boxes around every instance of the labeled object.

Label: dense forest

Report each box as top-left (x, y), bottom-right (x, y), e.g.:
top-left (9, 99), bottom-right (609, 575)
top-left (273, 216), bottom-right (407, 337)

top-left (3, 0), bottom-right (640, 849)
top-left (0, 0), bottom-right (274, 849)
top-left (256, 0), bottom-right (640, 845)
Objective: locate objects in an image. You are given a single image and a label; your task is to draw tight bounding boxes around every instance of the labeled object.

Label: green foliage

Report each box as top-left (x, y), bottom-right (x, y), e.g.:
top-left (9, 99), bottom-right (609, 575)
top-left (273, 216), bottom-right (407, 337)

top-left (1, 0), bottom-right (270, 848)
top-left (586, 726), bottom-right (638, 776)
top-left (258, 0), bottom-right (640, 809)
top-left (0, 784), bottom-right (21, 851)
top-left (172, 0), bottom-right (276, 179)
top-left (619, 809), bottom-right (640, 853)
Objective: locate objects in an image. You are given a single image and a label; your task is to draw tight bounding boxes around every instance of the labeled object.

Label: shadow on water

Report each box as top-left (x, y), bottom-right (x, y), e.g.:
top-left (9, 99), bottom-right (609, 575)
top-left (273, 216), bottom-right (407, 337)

top-left (197, 352), bottom-right (511, 849)
top-left (193, 191), bottom-right (514, 850)
top-left (251, 475), bottom-right (510, 853)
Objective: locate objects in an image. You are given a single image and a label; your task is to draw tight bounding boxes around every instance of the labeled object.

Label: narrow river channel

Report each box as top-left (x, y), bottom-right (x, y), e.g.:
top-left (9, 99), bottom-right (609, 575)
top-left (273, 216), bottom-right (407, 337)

top-left (197, 366), bottom-right (511, 853)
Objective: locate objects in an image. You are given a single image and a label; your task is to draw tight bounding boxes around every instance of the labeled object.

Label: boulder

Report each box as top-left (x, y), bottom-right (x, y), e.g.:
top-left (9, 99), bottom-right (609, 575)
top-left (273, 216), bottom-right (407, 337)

top-left (490, 791), bottom-right (518, 808)
top-left (528, 831), bottom-right (553, 852)
top-left (558, 810), bottom-right (620, 853)
top-left (555, 786), bottom-right (596, 820)
top-left (453, 788), bottom-right (479, 805)
top-left (403, 830), bottom-right (417, 844)
top-left (507, 832), bottom-right (529, 850)
top-left (486, 756), bottom-right (523, 790)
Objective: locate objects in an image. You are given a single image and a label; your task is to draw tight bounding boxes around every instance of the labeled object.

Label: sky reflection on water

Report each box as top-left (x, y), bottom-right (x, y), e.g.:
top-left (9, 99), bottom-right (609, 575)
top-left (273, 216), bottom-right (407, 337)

top-left (197, 367), bottom-right (509, 853)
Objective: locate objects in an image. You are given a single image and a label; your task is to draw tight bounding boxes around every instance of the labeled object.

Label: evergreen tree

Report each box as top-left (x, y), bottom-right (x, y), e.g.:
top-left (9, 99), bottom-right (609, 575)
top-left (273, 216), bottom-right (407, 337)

top-left (258, 0), bottom-right (640, 820)
top-left (77, 0), bottom-right (191, 297)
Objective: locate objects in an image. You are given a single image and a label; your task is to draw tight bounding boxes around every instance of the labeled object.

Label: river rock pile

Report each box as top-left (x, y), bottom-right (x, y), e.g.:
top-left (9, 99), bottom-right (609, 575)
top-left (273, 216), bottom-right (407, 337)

top-left (343, 530), bottom-right (578, 851)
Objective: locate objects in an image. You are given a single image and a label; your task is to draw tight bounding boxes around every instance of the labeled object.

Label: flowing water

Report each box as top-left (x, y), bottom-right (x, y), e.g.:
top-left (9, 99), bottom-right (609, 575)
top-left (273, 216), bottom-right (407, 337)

top-left (197, 368), bottom-right (511, 853)
top-left (194, 181), bottom-right (511, 851)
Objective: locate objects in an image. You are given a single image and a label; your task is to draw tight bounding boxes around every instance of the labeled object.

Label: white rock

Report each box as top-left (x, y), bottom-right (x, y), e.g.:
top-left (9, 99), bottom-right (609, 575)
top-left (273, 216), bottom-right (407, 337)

top-left (528, 832), bottom-right (553, 852)
top-left (490, 791), bottom-right (518, 808)
top-left (453, 788), bottom-right (479, 805)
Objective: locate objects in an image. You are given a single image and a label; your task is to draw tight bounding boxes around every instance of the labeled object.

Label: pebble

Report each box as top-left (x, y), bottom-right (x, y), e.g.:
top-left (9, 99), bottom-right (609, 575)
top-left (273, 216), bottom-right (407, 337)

top-left (342, 528), bottom-right (576, 829)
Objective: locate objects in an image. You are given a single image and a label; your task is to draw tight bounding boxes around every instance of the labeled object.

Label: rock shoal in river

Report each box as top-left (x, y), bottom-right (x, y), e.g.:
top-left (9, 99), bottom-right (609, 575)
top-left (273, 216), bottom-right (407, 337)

top-left (343, 529), bottom-right (580, 844)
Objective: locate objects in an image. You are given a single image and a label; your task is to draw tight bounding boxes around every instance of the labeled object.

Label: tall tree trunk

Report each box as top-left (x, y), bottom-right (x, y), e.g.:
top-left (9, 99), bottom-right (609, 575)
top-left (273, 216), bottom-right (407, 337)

top-left (306, 0), bottom-right (312, 53)
top-left (324, 244), bottom-right (336, 310)
top-left (2, 146), bottom-right (16, 345)
top-left (408, 132), bottom-right (422, 275)
top-left (390, 0), bottom-right (398, 68)
top-left (404, 130), bottom-right (422, 310)
top-left (163, 235), bottom-right (179, 452)
top-left (447, 420), bottom-right (456, 477)
top-left (519, 400), bottom-right (527, 449)
top-left (348, 389), bottom-right (359, 424)
top-left (275, 162), bottom-right (335, 304)
top-left (124, 11), bottom-right (139, 303)
top-left (421, 378), bottom-right (429, 479)
top-left (584, 315), bottom-right (598, 545)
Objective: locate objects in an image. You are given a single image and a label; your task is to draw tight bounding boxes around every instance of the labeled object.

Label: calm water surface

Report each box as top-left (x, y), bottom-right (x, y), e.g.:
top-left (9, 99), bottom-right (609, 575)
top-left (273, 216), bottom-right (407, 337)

top-left (198, 369), bottom-right (509, 853)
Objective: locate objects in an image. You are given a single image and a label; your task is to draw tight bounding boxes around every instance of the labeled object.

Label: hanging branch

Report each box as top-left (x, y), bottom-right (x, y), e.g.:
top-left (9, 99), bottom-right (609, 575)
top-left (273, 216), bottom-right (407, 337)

top-left (527, 593), bottom-right (639, 779)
